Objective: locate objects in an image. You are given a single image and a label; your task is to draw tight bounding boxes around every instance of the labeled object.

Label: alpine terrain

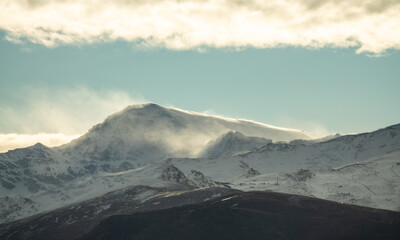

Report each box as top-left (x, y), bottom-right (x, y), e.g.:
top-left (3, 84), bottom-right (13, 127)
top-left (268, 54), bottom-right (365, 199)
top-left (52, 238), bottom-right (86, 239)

top-left (1, 103), bottom-right (399, 239)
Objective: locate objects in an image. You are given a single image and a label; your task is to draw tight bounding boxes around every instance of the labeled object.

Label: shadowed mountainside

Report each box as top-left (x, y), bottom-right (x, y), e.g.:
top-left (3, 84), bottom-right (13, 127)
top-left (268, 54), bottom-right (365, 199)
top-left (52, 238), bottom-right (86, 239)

top-left (80, 191), bottom-right (400, 240)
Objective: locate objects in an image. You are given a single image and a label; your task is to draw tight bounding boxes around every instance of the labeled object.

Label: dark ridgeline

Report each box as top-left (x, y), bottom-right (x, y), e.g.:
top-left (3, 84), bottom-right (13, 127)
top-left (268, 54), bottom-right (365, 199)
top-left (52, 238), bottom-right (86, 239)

top-left (1, 189), bottom-right (400, 240)
top-left (79, 191), bottom-right (400, 240)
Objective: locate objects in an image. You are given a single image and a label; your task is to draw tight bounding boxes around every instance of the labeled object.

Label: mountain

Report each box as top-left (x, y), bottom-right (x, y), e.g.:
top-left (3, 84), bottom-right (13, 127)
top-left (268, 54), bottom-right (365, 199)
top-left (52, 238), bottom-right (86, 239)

top-left (0, 103), bottom-right (399, 226)
top-left (60, 103), bottom-right (312, 162)
top-left (168, 124), bottom-right (400, 181)
top-left (159, 124), bottom-right (400, 210)
top-left (0, 142), bottom-right (69, 195)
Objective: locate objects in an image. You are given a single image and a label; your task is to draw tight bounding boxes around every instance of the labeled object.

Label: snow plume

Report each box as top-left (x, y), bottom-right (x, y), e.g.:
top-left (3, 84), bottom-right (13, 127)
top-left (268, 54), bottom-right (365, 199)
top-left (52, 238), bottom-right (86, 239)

top-left (274, 116), bottom-right (333, 138)
top-left (0, 87), bottom-right (146, 152)
top-left (1, 0), bottom-right (399, 54)
top-left (82, 104), bottom-right (228, 158)
top-left (82, 104), bottom-right (312, 159)
top-left (141, 126), bottom-right (216, 157)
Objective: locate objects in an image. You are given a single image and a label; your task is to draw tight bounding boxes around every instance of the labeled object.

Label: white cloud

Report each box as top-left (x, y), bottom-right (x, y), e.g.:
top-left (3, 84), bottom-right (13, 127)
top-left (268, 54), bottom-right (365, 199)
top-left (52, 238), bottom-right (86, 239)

top-left (0, 133), bottom-right (79, 153)
top-left (0, 0), bottom-right (399, 53)
top-left (0, 86), bottom-right (147, 152)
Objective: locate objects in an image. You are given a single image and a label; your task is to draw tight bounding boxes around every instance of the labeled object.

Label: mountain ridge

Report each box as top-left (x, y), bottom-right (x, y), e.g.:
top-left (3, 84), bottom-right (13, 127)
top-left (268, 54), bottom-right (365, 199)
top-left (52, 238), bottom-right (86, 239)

top-left (0, 104), bottom-right (399, 225)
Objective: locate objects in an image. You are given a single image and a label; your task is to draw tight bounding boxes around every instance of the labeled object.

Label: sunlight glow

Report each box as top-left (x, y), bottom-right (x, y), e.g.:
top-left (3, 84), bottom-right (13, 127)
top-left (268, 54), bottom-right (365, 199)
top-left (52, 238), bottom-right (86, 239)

top-left (1, 0), bottom-right (399, 54)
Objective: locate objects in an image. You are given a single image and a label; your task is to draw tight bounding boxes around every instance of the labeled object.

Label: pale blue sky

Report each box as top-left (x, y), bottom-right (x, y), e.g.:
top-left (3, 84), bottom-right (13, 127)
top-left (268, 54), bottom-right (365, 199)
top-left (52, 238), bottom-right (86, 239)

top-left (1, 0), bottom-right (400, 148)
top-left (1, 31), bottom-right (399, 136)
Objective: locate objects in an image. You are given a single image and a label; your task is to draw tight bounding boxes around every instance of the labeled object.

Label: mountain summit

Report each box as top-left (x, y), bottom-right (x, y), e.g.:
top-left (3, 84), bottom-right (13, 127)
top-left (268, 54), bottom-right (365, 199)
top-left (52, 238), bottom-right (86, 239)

top-left (61, 103), bottom-right (312, 163)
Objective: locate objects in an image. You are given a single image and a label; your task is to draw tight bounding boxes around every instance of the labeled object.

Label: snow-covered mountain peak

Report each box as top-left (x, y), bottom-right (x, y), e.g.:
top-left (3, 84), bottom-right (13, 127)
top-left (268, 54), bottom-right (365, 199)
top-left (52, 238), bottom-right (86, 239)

top-left (89, 103), bottom-right (178, 133)
top-left (98, 103), bottom-right (313, 141)
top-left (59, 104), bottom-right (312, 165)
top-left (2, 141), bottom-right (55, 164)
top-left (102, 103), bottom-right (176, 124)
top-left (29, 142), bottom-right (49, 150)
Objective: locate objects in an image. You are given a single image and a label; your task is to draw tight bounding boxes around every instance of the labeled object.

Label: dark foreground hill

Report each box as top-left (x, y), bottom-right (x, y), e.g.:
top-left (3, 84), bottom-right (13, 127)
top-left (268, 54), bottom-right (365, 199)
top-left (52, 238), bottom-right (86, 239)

top-left (80, 191), bottom-right (400, 240)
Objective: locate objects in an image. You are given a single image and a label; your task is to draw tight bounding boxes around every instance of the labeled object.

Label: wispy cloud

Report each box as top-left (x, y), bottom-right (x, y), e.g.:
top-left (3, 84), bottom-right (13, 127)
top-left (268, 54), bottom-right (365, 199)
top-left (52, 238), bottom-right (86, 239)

top-left (0, 86), bottom-right (147, 151)
top-left (1, 0), bottom-right (399, 53)
top-left (0, 86), bottom-right (147, 134)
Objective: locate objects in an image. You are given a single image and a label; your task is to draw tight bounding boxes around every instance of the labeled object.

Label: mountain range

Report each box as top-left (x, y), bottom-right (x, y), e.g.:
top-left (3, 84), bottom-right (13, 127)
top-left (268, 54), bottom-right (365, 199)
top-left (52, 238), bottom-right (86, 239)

top-left (1, 103), bottom-right (399, 239)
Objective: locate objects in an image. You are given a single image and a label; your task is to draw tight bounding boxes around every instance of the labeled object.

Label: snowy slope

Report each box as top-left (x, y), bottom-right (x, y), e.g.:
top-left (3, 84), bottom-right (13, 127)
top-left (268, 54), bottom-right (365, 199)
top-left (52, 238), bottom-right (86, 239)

top-left (0, 104), bottom-right (399, 223)
top-left (179, 124), bottom-right (400, 179)
top-left (0, 143), bottom-right (72, 196)
top-left (230, 150), bottom-right (400, 211)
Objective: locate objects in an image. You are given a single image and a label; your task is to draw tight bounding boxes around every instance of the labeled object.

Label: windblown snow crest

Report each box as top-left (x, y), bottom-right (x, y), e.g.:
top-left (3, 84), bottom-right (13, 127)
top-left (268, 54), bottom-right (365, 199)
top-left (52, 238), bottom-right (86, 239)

top-left (62, 103), bottom-right (312, 161)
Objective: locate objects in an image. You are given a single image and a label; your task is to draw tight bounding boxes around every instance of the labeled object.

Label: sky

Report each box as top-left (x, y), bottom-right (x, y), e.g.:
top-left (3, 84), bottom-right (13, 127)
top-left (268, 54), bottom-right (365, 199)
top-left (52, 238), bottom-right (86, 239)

top-left (0, 0), bottom-right (399, 152)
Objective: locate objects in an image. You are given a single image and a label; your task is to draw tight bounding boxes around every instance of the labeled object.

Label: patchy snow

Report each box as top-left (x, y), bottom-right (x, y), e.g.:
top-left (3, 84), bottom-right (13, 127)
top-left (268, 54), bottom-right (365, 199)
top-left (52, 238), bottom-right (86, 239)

top-left (221, 196), bottom-right (237, 202)
top-left (94, 204), bottom-right (111, 215)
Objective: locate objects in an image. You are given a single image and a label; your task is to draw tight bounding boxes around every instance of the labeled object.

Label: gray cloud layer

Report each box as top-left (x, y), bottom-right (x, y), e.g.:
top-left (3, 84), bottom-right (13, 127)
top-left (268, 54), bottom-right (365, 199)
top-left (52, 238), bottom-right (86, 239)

top-left (1, 0), bottom-right (399, 53)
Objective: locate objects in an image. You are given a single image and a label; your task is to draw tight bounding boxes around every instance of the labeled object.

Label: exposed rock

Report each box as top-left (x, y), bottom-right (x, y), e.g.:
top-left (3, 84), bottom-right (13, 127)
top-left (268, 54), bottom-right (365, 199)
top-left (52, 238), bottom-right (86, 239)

top-left (287, 169), bottom-right (314, 182)
top-left (159, 165), bottom-right (188, 184)
top-left (186, 170), bottom-right (217, 188)
top-left (244, 168), bottom-right (260, 178)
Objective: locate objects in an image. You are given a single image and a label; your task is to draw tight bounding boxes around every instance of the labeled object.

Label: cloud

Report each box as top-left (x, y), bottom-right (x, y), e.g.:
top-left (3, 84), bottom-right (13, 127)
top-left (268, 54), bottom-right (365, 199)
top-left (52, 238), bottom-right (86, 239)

top-left (0, 86), bottom-right (147, 135)
top-left (0, 86), bottom-right (147, 152)
top-left (1, 0), bottom-right (399, 53)
top-left (0, 133), bottom-right (79, 153)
